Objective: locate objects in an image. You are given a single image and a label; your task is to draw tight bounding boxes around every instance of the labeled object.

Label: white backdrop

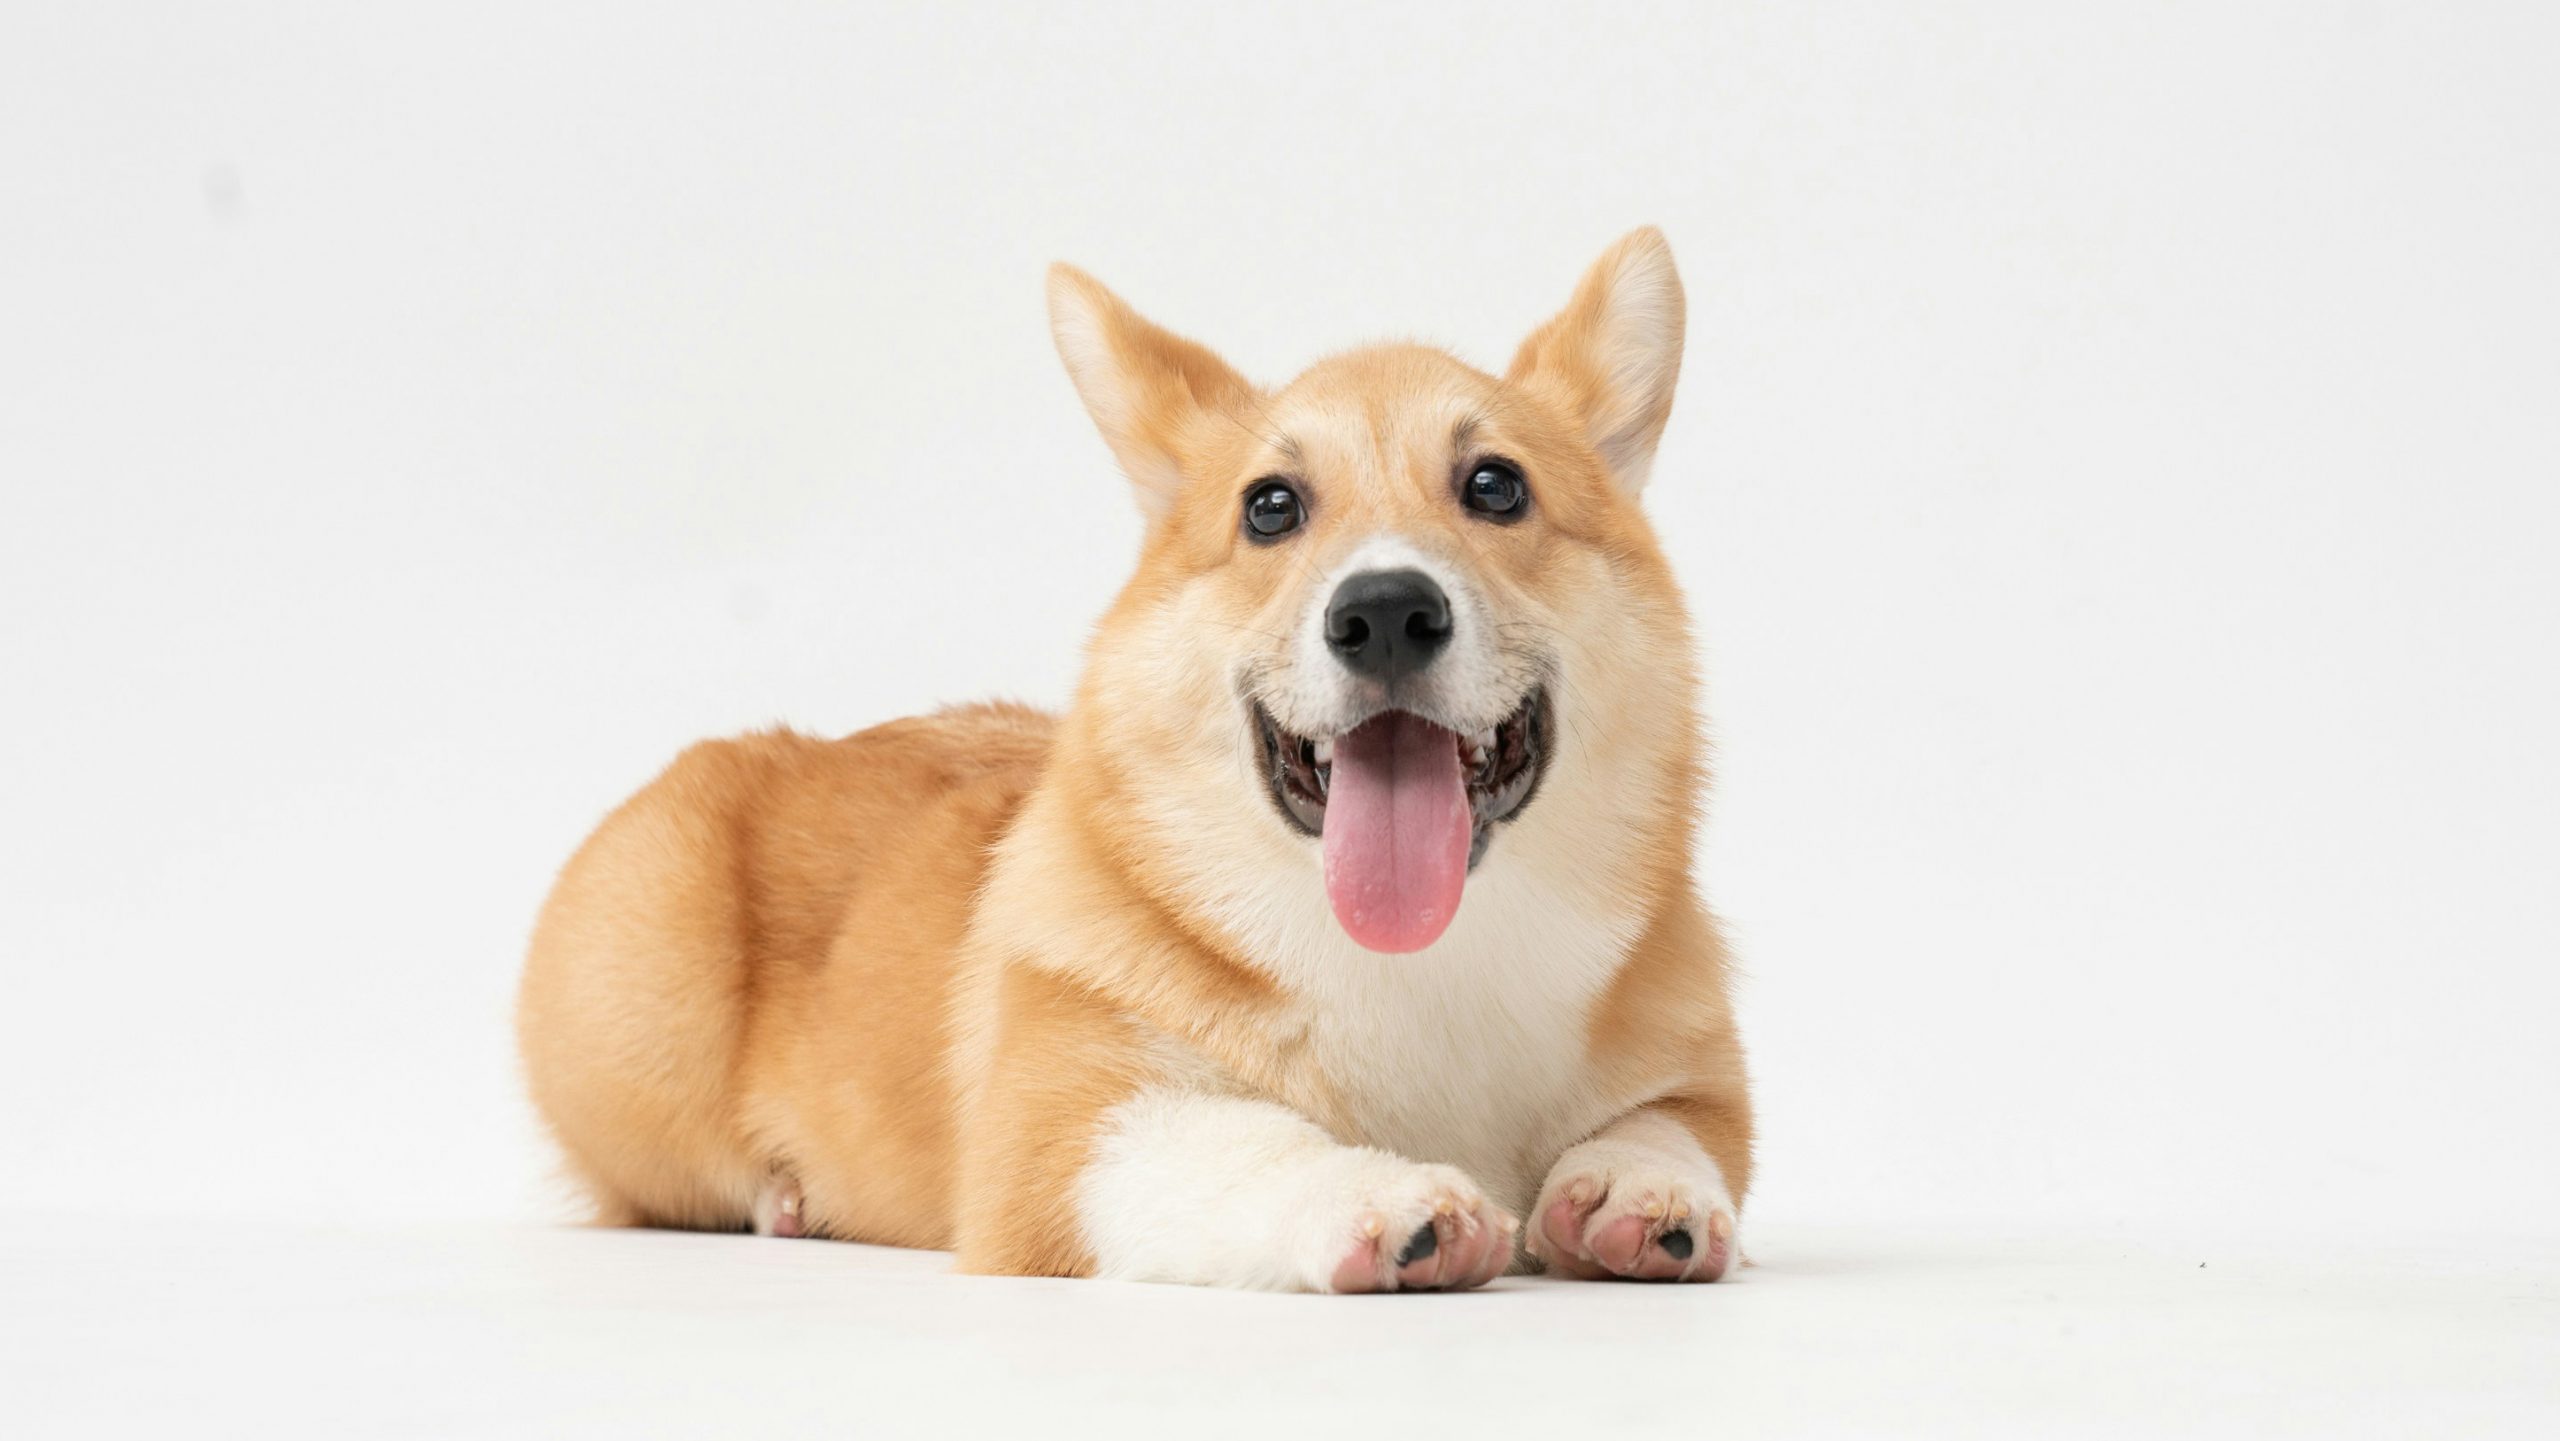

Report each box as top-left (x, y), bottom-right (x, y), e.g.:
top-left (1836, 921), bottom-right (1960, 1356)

top-left (4, 3), bottom-right (2555, 1245)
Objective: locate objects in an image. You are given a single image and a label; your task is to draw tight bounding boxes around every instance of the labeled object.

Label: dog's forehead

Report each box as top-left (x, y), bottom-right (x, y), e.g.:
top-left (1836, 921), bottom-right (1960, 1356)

top-left (1258, 346), bottom-right (1496, 504)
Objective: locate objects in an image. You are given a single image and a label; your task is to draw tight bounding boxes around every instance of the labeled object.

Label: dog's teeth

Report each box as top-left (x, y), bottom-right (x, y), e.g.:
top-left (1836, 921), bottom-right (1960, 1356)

top-left (1312, 738), bottom-right (1333, 767)
top-left (1471, 728), bottom-right (1496, 751)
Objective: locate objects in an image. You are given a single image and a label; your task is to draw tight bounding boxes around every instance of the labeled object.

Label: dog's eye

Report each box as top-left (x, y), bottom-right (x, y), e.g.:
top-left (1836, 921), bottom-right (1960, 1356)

top-left (1461, 460), bottom-right (1529, 519)
top-left (1243, 479), bottom-right (1306, 540)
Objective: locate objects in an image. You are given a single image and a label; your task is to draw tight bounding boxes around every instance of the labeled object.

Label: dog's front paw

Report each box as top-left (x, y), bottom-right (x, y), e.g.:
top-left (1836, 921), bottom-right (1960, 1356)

top-left (1307, 1159), bottom-right (1517, 1294)
top-left (1525, 1155), bottom-right (1736, 1282)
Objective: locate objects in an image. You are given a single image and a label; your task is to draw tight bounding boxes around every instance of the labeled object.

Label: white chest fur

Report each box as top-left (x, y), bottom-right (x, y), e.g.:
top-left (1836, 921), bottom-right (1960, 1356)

top-left (1220, 849), bottom-right (1639, 1214)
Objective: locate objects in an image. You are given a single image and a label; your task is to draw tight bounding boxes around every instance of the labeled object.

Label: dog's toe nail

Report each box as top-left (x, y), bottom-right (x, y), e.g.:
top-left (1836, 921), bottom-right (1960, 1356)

top-left (1396, 1222), bottom-right (1438, 1266)
top-left (1658, 1227), bottom-right (1695, 1261)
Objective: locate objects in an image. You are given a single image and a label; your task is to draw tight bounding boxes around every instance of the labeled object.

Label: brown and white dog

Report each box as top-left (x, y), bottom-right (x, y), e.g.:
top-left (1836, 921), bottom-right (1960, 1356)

top-left (516, 229), bottom-right (1752, 1291)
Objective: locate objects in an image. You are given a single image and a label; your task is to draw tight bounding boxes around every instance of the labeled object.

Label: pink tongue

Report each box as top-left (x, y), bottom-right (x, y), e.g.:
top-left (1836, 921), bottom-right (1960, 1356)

top-left (1321, 711), bottom-right (1472, 953)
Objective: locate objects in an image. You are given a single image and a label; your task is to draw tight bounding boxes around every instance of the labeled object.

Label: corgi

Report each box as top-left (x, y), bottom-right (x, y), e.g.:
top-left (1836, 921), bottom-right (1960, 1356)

top-left (516, 229), bottom-right (1752, 1291)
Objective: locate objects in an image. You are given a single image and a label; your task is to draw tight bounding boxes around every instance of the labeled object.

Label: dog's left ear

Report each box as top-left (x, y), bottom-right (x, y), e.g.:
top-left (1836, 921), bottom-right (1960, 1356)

top-left (1047, 264), bottom-right (1255, 522)
top-left (1507, 228), bottom-right (1686, 493)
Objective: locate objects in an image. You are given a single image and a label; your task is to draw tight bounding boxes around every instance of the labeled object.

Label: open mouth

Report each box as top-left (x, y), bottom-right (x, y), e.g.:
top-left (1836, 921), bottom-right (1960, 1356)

top-left (1253, 687), bottom-right (1550, 952)
top-left (1254, 686), bottom-right (1551, 870)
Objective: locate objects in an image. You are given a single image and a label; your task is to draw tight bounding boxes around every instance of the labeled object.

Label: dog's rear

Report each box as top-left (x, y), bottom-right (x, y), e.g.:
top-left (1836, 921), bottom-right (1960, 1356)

top-left (516, 705), bottom-right (1050, 1238)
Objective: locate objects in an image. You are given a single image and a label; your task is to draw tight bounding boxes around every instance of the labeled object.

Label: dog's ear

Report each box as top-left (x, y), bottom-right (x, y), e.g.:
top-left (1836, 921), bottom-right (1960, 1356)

top-left (1047, 264), bottom-right (1255, 522)
top-left (1506, 228), bottom-right (1686, 493)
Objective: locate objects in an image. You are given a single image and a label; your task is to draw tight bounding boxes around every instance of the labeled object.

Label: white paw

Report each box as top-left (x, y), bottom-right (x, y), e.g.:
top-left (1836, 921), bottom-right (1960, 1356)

top-left (1074, 1091), bottom-right (1518, 1293)
top-left (1288, 1153), bottom-right (1517, 1294)
top-left (749, 1172), bottom-right (806, 1238)
top-left (1526, 1136), bottom-right (1737, 1283)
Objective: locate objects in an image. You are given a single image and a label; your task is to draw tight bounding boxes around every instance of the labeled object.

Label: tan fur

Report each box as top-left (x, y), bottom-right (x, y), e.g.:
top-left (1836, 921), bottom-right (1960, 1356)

top-left (517, 230), bottom-right (1753, 1281)
top-left (517, 706), bottom-right (1049, 1241)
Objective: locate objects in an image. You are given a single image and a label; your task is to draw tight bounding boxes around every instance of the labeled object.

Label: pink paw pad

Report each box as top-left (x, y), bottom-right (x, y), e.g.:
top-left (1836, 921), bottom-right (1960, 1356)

top-left (1330, 1203), bottom-right (1516, 1294)
top-left (1533, 1179), bottom-right (1734, 1283)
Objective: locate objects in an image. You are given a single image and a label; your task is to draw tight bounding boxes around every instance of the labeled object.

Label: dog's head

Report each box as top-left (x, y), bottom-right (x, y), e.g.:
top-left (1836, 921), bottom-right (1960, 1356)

top-left (1050, 231), bottom-right (1702, 957)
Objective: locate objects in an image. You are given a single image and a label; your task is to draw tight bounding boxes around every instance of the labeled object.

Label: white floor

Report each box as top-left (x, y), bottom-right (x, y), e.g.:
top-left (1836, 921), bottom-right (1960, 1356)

top-left (6, 1217), bottom-right (2552, 1439)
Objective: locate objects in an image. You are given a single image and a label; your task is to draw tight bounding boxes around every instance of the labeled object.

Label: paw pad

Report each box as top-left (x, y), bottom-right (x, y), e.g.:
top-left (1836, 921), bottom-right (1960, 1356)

top-left (1531, 1170), bottom-right (1736, 1282)
top-left (1395, 1223), bottom-right (1438, 1267)
top-left (1328, 1182), bottom-right (1516, 1293)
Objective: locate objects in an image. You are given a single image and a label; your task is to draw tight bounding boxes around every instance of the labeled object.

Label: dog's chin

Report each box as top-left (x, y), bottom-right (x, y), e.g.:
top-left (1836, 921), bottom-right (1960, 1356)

top-left (1252, 687), bottom-right (1551, 870)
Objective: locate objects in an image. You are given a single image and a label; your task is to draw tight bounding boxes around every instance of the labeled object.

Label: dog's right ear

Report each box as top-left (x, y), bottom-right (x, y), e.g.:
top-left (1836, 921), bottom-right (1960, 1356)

top-left (1047, 265), bottom-right (1255, 523)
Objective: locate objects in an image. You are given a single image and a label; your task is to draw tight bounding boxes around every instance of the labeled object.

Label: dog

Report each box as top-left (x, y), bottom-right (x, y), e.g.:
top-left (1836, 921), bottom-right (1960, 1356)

top-left (516, 229), bottom-right (1752, 1291)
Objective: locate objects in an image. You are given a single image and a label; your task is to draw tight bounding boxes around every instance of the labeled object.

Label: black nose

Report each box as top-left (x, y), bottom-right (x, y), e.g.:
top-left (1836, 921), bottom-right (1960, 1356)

top-left (1325, 568), bottom-right (1452, 684)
